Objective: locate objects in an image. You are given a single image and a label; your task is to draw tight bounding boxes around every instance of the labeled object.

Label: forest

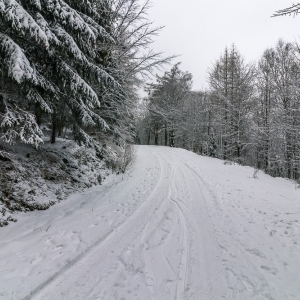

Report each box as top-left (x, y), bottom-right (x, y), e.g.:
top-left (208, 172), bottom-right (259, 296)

top-left (0, 0), bottom-right (173, 151)
top-left (0, 0), bottom-right (171, 225)
top-left (137, 41), bottom-right (300, 181)
top-left (0, 0), bottom-right (300, 226)
top-left (1, 2), bottom-right (300, 299)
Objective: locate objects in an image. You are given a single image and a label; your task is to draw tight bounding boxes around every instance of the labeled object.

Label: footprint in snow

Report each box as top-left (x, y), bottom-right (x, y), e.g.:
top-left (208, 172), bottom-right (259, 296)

top-left (52, 245), bottom-right (63, 251)
top-left (88, 223), bottom-right (98, 228)
top-left (260, 265), bottom-right (277, 275)
top-left (45, 236), bottom-right (53, 245)
top-left (245, 248), bottom-right (266, 258)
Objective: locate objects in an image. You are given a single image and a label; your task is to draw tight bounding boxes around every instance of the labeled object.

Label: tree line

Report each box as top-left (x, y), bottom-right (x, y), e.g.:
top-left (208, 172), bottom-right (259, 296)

top-left (138, 40), bottom-right (300, 181)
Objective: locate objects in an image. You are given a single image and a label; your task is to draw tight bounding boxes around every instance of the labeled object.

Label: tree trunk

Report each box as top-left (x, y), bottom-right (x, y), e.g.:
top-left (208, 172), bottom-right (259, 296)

top-left (169, 120), bottom-right (175, 147)
top-left (51, 113), bottom-right (56, 144)
top-left (35, 103), bottom-right (42, 127)
top-left (154, 131), bottom-right (158, 145)
top-left (165, 124), bottom-right (168, 146)
top-left (264, 87), bottom-right (270, 173)
top-left (147, 128), bottom-right (151, 145)
top-left (169, 130), bottom-right (175, 147)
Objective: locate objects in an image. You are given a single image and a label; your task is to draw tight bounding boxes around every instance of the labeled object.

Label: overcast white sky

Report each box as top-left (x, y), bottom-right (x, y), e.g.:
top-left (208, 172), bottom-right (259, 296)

top-left (147, 0), bottom-right (300, 91)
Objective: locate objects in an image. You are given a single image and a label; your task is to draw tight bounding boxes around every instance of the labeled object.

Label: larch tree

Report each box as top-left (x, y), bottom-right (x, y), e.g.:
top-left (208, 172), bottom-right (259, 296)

top-left (208, 45), bottom-right (255, 162)
top-left (254, 49), bottom-right (274, 173)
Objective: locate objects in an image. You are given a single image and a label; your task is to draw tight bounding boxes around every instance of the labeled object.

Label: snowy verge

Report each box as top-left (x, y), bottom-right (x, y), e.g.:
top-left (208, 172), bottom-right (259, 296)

top-left (0, 138), bottom-right (117, 227)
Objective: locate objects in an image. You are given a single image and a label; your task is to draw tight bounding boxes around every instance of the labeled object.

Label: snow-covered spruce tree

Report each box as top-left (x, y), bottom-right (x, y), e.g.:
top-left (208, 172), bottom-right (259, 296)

top-left (0, 0), bottom-right (121, 148)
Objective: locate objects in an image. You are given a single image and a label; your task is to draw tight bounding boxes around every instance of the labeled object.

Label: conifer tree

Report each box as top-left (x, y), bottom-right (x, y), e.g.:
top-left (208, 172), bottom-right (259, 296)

top-left (208, 45), bottom-right (255, 162)
top-left (0, 0), bottom-right (118, 147)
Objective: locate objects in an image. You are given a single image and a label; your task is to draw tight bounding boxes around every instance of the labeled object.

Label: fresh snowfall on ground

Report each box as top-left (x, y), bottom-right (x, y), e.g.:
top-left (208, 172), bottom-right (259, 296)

top-left (0, 146), bottom-right (299, 300)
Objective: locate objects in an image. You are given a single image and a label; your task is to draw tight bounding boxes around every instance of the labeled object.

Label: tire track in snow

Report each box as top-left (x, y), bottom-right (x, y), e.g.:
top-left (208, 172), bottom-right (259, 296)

top-left (23, 147), bottom-right (228, 300)
top-left (166, 160), bottom-right (190, 299)
top-left (140, 147), bottom-right (228, 300)
top-left (170, 198), bottom-right (190, 299)
top-left (174, 149), bottom-right (228, 299)
top-left (176, 151), bottom-right (275, 299)
top-left (27, 149), bottom-right (183, 300)
top-left (5, 146), bottom-right (300, 300)
top-left (137, 152), bottom-right (191, 300)
top-left (141, 158), bottom-right (180, 299)
top-left (23, 149), bottom-right (166, 300)
top-left (155, 152), bottom-right (190, 300)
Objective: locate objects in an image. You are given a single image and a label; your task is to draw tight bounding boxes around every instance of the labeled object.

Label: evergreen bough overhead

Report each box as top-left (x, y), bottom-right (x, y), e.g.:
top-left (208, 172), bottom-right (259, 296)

top-left (0, 0), bottom-right (119, 147)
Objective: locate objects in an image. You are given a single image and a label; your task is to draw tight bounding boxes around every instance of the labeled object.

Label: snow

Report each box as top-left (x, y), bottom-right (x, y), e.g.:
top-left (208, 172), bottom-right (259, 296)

top-left (34, 13), bottom-right (60, 46)
top-left (1, 105), bottom-right (43, 146)
top-left (0, 33), bottom-right (35, 84)
top-left (52, 24), bottom-right (87, 62)
top-left (44, 0), bottom-right (96, 43)
top-left (0, 0), bottom-right (49, 48)
top-left (79, 12), bottom-right (115, 44)
top-left (0, 138), bottom-right (112, 226)
top-left (0, 146), bottom-right (299, 299)
top-left (26, 89), bottom-right (53, 114)
top-left (28, 0), bottom-right (42, 11)
top-left (58, 61), bottom-right (100, 107)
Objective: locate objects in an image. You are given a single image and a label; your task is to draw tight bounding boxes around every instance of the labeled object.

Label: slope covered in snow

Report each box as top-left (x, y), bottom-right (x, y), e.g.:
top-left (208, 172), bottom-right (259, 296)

top-left (0, 146), bottom-right (299, 300)
top-left (0, 138), bottom-right (114, 227)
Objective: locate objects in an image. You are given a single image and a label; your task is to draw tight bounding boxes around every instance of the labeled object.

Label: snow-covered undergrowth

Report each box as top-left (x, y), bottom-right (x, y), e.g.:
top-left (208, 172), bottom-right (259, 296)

top-left (0, 138), bottom-right (118, 227)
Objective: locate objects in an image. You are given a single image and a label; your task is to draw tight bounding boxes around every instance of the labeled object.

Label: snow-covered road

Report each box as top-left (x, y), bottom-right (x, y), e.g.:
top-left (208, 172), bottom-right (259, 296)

top-left (1, 146), bottom-right (300, 300)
